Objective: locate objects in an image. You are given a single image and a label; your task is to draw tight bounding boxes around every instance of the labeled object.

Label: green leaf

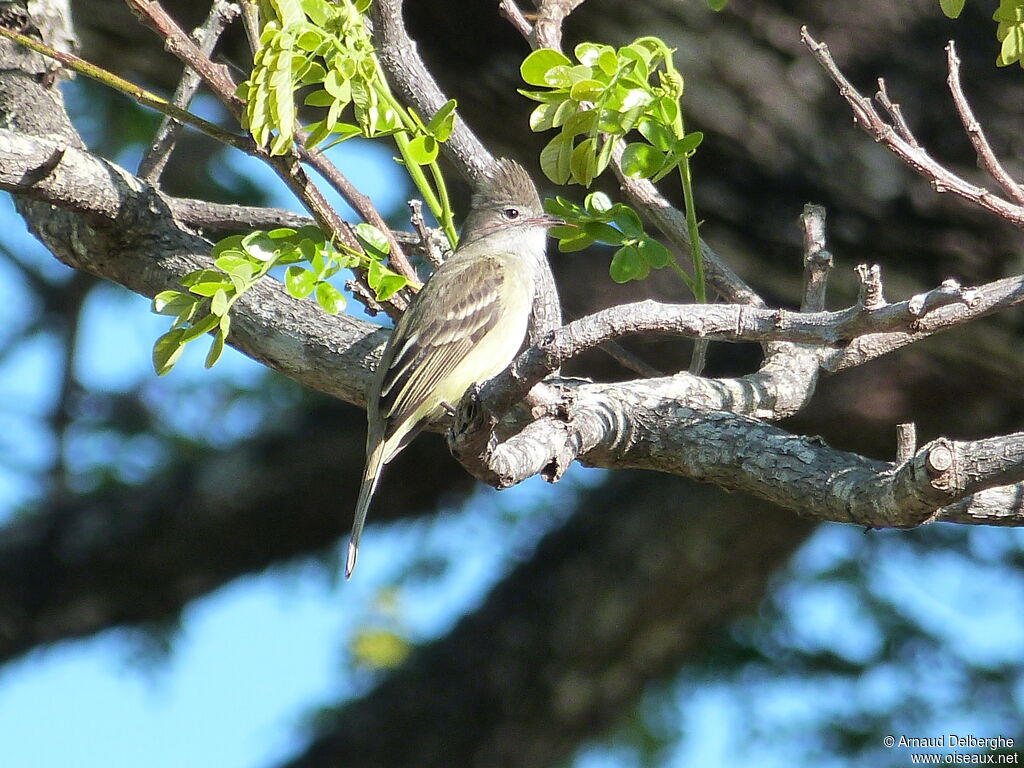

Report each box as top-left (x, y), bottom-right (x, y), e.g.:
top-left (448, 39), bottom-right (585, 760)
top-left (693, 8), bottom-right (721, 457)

top-left (354, 223), bottom-right (390, 258)
top-left (939, 0), bottom-right (965, 18)
top-left (285, 265), bottom-right (317, 298)
top-left (707, 0), bottom-right (729, 9)
top-left (426, 99), bottom-right (457, 141)
top-left (304, 89), bottom-right (335, 107)
top-left (611, 205), bottom-right (645, 239)
top-left (181, 269), bottom-right (230, 287)
top-left (367, 260), bottom-right (408, 301)
top-left (188, 281), bottom-right (234, 298)
top-left (638, 119), bottom-right (675, 152)
top-left (620, 142), bottom-right (666, 179)
top-left (674, 131), bottom-right (704, 156)
top-left (569, 79), bottom-right (605, 102)
top-left (180, 312), bottom-right (220, 343)
top-left (204, 328), bottom-right (226, 369)
top-left (609, 244), bottom-right (649, 283)
top-left (152, 290), bottom-right (194, 316)
top-left (214, 253), bottom-right (255, 281)
top-left (406, 135), bottom-right (439, 165)
top-left (377, 274), bottom-right (408, 301)
top-left (520, 48), bottom-right (572, 86)
top-left (569, 136), bottom-right (599, 186)
top-left (583, 220), bottom-right (626, 244)
top-left (152, 329), bottom-right (186, 376)
top-left (556, 229), bottom-right (596, 253)
top-left (574, 42), bottom-right (612, 67)
top-left (637, 237), bottom-right (671, 268)
top-left (315, 281), bottom-right (346, 314)
top-left (584, 191), bottom-right (613, 214)
top-left (540, 133), bottom-right (573, 184)
top-left (210, 288), bottom-right (230, 317)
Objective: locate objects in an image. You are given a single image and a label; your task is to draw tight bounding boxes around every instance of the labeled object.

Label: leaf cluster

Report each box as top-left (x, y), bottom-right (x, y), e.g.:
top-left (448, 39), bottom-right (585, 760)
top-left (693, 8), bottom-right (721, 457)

top-left (151, 225), bottom-right (405, 375)
top-left (545, 192), bottom-right (673, 284)
top-left (939, 0), bottom-right (1024, 68)
top-left (240, 0), bottom-right (459, 244)
top-left (520, 40), bottom-right (701, 188)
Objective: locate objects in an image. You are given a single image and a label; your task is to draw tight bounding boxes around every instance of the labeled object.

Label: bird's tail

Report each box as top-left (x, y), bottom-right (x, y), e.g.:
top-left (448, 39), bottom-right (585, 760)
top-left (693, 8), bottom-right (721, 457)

top-left (346, 439), bottom-right (387, 579)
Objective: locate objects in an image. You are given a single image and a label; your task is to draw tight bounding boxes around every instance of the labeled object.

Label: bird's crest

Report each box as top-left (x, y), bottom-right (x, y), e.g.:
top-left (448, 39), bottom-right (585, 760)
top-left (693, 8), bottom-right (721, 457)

top-left (474, 158), bottom-right (541, 211)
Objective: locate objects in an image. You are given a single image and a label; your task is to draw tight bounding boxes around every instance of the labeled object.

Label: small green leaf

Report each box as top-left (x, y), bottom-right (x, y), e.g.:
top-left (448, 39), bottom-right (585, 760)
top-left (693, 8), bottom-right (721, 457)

top-left (406, 135), bottom-right (439, 165)
top-left (285, 265), bottom-right (317, 298)
top-left (367, 261), bottom-right (408, 301)
top-left (210, 289), bottom-right (230, 317)
top-left (638, 237), bottom-right (672, 268)
top-left (569, 79), bottom-right (605, 102)
top-left (213, 252), bottom-right (253, 277)
top-left (152, 290), bottom-right (194, 316)
top-left (609, 244), bottom-right (649, 283)
top-left (304, 89), bottom-right (335, 107)
top-left (707, 0), bottom-right (729, 9)
top-left (520, 48), bottom-right (572, 86)
top-left (611, 205), bottom-right (645, 239)
top-left (620, 142), bottom-right (666, 179)
top-left (569, 136), bottom-right (599, 187)
top-left (638, 119), bottom-right (676, 152)
top-left (354, 223), bottom-right (390, 258)
top-left (939, 0), bottom-right (965, 18)
top-left (204, 328), bottom-right (226, 369)
top-left (540, 133), bottom-right (572, 184)
top-left (556, 229), bottom-right (596, 253)
top-left (315, 281), bottom-right (346, 314)
top-left (180, 313), bottom-right (220, 343)
top-left (674, 131), bottom-right (704, 156)
top-left (152, 329), bottom-right (186, 376)
top-left (188, 281), bottom-right (234, 298)
top-left (583, 220), bottom-right (626, 245)
top-left (584, 191), bottom-right (613, 214)
top-left (426, 99), bottom-right (457, 142)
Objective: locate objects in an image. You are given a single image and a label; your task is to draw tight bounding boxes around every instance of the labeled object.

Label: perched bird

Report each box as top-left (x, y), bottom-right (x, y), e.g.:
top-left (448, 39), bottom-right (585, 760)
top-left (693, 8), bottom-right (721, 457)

top-left (347, 159), bottom-right (561, 577)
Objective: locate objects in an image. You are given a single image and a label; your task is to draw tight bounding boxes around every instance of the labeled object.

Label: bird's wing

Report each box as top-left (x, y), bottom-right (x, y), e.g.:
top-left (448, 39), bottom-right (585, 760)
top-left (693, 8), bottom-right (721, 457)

top-left (377, 253), bottom-right (509, 443)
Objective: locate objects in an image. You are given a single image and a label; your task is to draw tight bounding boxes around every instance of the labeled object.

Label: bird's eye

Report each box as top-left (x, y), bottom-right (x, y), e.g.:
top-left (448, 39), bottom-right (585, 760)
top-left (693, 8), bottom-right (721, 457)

top-left (502, 207), bottom-right (520, 220)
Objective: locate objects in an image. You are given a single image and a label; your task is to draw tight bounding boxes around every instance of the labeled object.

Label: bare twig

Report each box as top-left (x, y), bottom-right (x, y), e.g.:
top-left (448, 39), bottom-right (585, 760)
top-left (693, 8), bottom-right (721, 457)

top-left (800, 203), bottom-right (832, 312)
top-left (299, 143), bottom-right (420, 287)
top-left (533, 0), bottom-right (586, 51)
top-left (874, 78), bottom-right (918, 147)
top-left (138, 0), bottom-right (239, 181)
top-left (408, 198), bottom-right (447, 268)
top-left (946, 41), bottom-right (1024, 207)
top-left (801, 26), bottom-right (1024, 228)
top-left (896, 422), bottom-right (917, 463)
top-left (498, 0), bottom-right (534, 42)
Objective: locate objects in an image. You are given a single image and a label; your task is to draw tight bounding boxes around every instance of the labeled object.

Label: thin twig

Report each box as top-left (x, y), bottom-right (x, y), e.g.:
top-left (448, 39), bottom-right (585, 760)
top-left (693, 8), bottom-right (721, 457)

top-left (408, 198), bottom-right (447, 268)
top-left (299, 143), bottom-right (420, 287)
top-left (127, 0), bottom-right (403, 314)
top-left (533, 0), bottom-right (586, 51)
top-left (599, 340), bottom-right (664, 378)
top-left (138, 0), bottom-right (239, 181)
top-left (800, 203), bottom-right (832, 312)
top-left (945, 41), bottom-right (1024, 207)
top-left (498, 0), bottom-right (534, 42)
top-left (874, 78), bottom-right (918, 147)
top-left (801, 26), bottom-right (1024, 228)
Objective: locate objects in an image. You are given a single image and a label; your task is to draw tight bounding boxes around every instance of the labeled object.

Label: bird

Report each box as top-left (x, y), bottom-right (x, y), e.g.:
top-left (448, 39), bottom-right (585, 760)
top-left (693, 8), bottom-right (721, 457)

top-left (346, 158), bottom-right (561, 577)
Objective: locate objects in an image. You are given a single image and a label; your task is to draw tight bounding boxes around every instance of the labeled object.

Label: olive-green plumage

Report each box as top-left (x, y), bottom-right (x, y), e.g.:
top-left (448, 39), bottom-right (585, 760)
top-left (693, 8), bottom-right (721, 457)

top-left (347, 159), bottom-right (560, 577)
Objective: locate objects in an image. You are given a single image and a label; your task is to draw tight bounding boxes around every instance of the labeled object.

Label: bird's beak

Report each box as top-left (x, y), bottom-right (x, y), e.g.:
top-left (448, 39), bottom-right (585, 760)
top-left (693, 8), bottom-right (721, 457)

top-left (528, 213), bottom-right (565, 228)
